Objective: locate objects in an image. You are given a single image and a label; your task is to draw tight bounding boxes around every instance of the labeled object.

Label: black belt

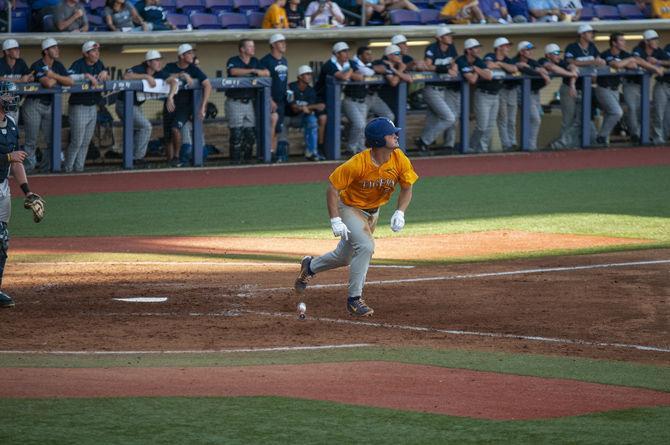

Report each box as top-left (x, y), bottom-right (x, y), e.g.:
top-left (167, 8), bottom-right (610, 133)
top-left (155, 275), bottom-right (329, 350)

top-left (478, 89), bottom-right (498, 96)
top-left (231, 97), bottom-right (253, 103)
top-left (346, 96), bottom-right (366, 103)
top-left (360, 207), bottom-right (379, 214)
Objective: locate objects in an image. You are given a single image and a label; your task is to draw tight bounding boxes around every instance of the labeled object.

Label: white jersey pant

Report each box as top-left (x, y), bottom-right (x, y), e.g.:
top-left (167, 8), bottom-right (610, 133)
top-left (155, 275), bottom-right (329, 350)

top-left (652, 81), bottom-right (670, 144)
top-left (420, 85), bottom-right (456, 145)
top-left (595, 86), bottom-right (623, 142)
top-left (64, 104), bottom-right (97, 173)
top-left (471, 90), bottom-right (500, 152)
top-left (22, 98), bottom-right (52, 172)
top-left (622, 81), bottom-right (641, 140)
top-left (115, 102), bottom-right (152, 160)
top-left (309, 201), bottom-right (379, 299)
top-left (497, 86), bottom-right (518, 149)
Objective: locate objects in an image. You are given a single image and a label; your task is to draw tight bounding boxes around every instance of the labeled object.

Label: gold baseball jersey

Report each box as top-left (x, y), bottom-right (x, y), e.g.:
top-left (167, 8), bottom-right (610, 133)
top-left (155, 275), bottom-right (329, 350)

top-left (329, 148), bottom-right (419, 209)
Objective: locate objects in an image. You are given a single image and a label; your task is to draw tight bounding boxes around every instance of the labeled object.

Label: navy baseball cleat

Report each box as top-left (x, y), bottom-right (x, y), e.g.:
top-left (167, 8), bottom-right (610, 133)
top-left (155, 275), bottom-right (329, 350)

top-left (294, 256), bottom-right (314, 293)
top-left (0, 291), bottom-right (15, 308)
top-left (347, 297), bottom-right (374, 317)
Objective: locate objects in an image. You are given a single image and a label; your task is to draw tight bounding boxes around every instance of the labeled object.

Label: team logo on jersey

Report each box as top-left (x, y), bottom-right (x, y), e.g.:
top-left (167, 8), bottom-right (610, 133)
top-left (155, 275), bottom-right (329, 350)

top-left (361, 178), bottom-right (395, 193)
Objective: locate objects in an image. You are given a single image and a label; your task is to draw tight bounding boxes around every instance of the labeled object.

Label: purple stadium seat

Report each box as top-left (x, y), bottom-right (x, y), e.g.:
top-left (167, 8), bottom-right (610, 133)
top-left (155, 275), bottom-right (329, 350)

top-left (218, 11), bottom-right (249, 28)
top-left (617, 4), bottom-right (644, 19)
top-left (190, 11), bottom-right (221, 28)
top-left (258, 0), bottom-right (273, 11)
top-left (419, 8), bottom-right (441, 24)
top-left (167, 12), bottom-right (190, 28)
top-left (87, 13), bottom-right (107, 31)
top-left (233, 0), bottom-right (259, 12)
top-left (389, 9), bottom-right (421, 25)
top-left (593, 5), bottom-right (619, 20)
top-left (10, 10), bottom-right (28, 32)
top-left (205, 0), bottom-right (234, 13)
top-left (162, 0), bottom-right (178, 12)
top-left (246, 10), bottom-right (264, 28)
top-left (89, 0), bottom-right (105, 13)
top-left (579, 5), bottom-right (594, 20)
top-left (177, 0), bottom-right (205, 13)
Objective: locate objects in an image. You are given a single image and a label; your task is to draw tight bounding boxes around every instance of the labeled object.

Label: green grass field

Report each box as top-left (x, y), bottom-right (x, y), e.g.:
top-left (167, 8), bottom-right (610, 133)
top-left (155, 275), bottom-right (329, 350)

top-left (3, 164), bottom-right (669, 443)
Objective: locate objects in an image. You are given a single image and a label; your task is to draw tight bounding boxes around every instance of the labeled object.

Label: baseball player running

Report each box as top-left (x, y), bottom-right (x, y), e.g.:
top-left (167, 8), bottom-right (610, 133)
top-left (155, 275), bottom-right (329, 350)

top-left (0, 81), bottom-right (45, 308)
top-left (294, 117), bottom-right (418, 316)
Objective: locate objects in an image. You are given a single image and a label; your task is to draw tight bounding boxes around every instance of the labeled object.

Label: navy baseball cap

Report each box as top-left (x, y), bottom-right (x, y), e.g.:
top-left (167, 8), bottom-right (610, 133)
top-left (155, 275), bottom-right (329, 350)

top-left (365, 118), bottom-right (401, 148)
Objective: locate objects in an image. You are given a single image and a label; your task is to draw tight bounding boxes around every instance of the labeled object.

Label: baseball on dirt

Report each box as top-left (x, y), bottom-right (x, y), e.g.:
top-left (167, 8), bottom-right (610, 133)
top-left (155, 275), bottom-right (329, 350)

top-left (297, 302), bottom-right (307, 319)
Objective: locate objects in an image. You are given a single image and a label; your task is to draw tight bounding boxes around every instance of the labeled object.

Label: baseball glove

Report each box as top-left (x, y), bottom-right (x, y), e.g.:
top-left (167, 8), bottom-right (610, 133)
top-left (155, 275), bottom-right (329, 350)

top-left (24, 193), bottom-right (45, 223)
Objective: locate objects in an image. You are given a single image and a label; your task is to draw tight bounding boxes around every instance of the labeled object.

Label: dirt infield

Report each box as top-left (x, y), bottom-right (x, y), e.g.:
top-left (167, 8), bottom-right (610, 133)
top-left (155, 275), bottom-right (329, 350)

top-left (4, 362), bottom-right (670, 420)
top-left (10, 230), bottom-right (650, 260)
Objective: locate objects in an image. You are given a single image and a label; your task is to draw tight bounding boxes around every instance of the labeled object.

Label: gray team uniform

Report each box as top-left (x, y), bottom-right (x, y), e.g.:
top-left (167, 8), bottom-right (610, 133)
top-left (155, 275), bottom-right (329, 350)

top-left (515, 55), bottom-right (547, 150)
top-left (354, 56), bottom-right (394, 122)
top-left (0, 116), bottom-right (18, 289)
top-left (595, 48), bottom-right (628, 143)
top-left (420, 42), bottom-right (459, 147)
top-left (467, 53), bottom-right (502, 152)
top-left (225, 55), bottom-right (261, 163)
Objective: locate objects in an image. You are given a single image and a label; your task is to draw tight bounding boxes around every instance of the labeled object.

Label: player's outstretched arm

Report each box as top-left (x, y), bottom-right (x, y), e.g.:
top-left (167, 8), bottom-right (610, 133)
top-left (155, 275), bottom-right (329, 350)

top-left (390, 184), bottom-right (413, 233)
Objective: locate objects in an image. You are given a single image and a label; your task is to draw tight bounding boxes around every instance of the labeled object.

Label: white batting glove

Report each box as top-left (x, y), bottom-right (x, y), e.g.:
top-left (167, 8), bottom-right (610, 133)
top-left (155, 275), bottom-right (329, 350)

top-left (390, 210), bottom-right (405, 232)
top-left (330, 217), bottom-right (351, 241)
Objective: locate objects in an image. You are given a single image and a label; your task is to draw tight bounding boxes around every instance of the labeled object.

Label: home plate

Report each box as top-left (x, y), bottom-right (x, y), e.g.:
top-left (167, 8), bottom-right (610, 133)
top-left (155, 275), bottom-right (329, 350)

top-left (113, 297), bottom-right (168, 303)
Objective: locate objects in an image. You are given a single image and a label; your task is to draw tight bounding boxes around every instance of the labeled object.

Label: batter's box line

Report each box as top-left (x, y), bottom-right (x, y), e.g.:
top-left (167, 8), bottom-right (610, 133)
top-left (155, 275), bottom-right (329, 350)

top-left (258, 259), bottom-right (670, 292)
top-left (240, 310), bottom-right (670, 354)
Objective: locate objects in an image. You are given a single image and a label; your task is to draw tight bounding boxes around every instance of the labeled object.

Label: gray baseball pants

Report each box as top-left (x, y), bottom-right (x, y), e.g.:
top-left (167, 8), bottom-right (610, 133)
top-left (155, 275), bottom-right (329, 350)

top-left (366, 93), bottom-right (394, 121)
top-left (471, 90), bottom-right (500, 152)
top-left (21, 98), bottom-right (52, 172)
top-left (550, 83), bottom-right (580, 149)
top-left (115, 102), bottom-right (152, 160)
top-left (652, 81), bottom-right (670, 144)
top-left (342, 97), bottom-right (368, 153)
top-left (594, 86), bottom-right (623, 142)
top-left (421, 86), bottom-right (456, 145)
top-left (64, 104), bottom-right (97, 173)
top-left (527, 92), bottom-right (542, 151)
top-left (622, 81), bottom-right (641, 140)
top-left (225, 98), bottom-right (255, 128)
top-left (310, 202), bottom-right (379, 299)
top-left (497, 86), bottom-right (518, 149)
top-left (444, 89), bottom-right (461, 148)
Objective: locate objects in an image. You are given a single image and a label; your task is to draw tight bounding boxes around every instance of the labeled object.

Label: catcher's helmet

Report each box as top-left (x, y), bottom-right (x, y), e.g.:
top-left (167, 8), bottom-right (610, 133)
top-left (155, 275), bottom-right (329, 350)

top-left (0, 81), bottom-right (19, 113)
top-left (364, 117), bottom-right (401, 148)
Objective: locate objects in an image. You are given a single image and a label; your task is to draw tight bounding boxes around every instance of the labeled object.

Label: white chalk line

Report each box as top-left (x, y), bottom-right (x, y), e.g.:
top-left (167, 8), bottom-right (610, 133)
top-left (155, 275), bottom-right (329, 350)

top-left (241, 310), bottom-right (670, 354)
top-left (260, 259), bottom-right (670, 292)
top-left (13, 261), bottom-right (411, 269)
top-left (0, 343), bottom-right (372, 355)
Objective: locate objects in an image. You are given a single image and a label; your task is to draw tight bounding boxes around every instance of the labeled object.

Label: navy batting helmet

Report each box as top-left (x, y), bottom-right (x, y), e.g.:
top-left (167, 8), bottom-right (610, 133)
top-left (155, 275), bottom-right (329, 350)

top-left (365, 117), bottom-right (401, 148)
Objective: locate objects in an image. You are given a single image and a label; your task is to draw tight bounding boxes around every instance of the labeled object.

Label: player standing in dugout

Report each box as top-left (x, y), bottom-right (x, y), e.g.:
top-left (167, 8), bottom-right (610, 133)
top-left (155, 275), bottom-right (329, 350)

top-left (294, 117), bottom-right (418, 317)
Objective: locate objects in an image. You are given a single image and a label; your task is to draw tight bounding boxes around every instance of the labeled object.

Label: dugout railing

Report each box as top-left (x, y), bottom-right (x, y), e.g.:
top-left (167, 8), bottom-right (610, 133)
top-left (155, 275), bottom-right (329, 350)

top-left (15, 77), bottom-right (272, 172)
top-left (325, 68), bottom-right (653, 159)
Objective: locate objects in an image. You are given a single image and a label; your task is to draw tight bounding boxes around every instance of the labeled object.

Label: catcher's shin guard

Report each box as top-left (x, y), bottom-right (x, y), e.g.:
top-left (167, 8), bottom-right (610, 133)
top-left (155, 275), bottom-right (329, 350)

top-left (0, 221), bottom-right (8, 289)
top-left (241, 127), bottom-right (255, 162)
top-left (229, 127), bottom-right (243, 165)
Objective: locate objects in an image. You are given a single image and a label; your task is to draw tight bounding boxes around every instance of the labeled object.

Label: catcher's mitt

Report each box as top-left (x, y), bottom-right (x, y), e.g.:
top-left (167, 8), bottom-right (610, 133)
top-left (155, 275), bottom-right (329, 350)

top-left (24, 193), bottom-right (45, 223)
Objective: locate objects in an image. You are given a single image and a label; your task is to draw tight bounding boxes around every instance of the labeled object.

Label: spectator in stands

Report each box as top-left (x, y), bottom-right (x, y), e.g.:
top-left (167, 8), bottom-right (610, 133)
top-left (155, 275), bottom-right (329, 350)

top-left (456, 38), bottom-right (495, 153)
top-left (30, 0), bottom-right (61, 31)
top-left (527, 0), bottom-right (559, 22)
top-left (225, 39), bottom-right (270, 164)
top-left (305, 0), bottom-right (346, 27)
top-left (485, 37), bottom-right (518, 152)
top-left (286, 65), bottom-right (326, 161)
top-left (137, 0), bottom-right (176, 30)
top-left (417, 25), bottom-right (459, 153)
top-left (260, 34), bottom-right (290, 162)
top-left (557, 0), bottom-right (582, 21)
top-left (512, 41), bottom-right (550, 151)
top-left (65, 41), bottom-right (109, 173)
top-left (162, 44), bottom-right (212, 167)
top-left (23, 38), bottom-right (73, 173)
top-left (315, 42), bottom-right (367, 154)
top-left (286, 0), bottom-right (305, 27)
top-left (391, 34), bottom-right (428, 71)
top-left (632, 30), bottom-right (670, 144)
top-left (117, 50), bottom-right (178, 168)
top-left (103, 0), bottom-right (149, 31)
top-left (504, 0), bottom-right (529, 22)
top-left (594, 33), bottom-right (636, 147)
top-left (55, 0), bottom-right (89, 32)
top-left (549, 24), bottom-right (604, 149)
top-left (0, 39), bottom-right (33, 123)
top-left (355, 46), bottom-right (395, 123)
top-left (262, 0), bottom-right (289, 28)
top-left (479, 0), bottom-right (513, 23)
top-left (439, 0), bottom-right (486, 24)
top-left (650, 0), bottom-right (670, 18)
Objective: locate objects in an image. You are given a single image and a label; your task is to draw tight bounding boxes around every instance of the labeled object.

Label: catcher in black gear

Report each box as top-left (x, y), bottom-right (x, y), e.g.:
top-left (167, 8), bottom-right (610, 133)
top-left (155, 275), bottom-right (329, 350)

top-left (0, 81), bottom-right (45, 308)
